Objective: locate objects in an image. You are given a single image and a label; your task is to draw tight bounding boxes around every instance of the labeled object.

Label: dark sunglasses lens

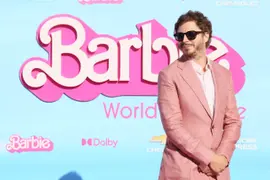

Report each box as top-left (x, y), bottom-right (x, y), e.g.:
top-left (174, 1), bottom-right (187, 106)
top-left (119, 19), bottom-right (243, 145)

top-left (175, 33), bottom-right (184, 41)
top-left (186, 31), bottom-right (197, 40)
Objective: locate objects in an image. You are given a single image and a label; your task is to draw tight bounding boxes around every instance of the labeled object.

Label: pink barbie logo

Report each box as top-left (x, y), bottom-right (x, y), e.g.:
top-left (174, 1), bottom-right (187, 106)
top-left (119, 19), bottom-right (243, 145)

top-left (19, 14), bottom-right (245, 102)
top-left (6, 135), bottom-right (54, 153)
top-left (78, 0), bottom-right (123, 5)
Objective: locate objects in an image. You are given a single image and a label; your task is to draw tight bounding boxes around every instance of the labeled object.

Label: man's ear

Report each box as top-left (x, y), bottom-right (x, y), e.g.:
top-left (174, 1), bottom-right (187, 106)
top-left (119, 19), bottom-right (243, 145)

top-left (203, 32), bottom-right (210, 43)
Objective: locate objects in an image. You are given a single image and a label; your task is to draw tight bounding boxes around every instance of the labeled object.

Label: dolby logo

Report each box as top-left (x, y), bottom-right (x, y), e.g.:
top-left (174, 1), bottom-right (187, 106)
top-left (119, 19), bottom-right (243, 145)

top-left (81, 138), bottom-right (118, 148)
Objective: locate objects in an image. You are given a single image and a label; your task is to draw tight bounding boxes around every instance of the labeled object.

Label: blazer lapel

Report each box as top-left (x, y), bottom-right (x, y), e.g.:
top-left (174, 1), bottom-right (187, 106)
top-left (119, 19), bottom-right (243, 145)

top-left (177, 58), bottom-right (212, 120)
top-left (210, 62), bottom-right (223, 124)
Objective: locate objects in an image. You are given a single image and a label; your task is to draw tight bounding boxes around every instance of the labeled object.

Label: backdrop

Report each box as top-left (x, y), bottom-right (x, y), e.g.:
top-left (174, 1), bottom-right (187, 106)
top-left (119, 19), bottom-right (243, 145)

top-left (1, 0), bottom-right (269, 180)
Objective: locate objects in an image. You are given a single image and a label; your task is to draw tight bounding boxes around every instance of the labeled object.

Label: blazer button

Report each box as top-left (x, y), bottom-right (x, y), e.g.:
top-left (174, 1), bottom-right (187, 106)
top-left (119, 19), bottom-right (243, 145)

top-left (211, 125), bottom-right (215, 129)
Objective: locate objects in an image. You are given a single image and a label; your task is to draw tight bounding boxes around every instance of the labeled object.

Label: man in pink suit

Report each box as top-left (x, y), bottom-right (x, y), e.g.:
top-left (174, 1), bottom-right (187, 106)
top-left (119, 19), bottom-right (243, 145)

top-left (157, 10), bottom-right (242, 180)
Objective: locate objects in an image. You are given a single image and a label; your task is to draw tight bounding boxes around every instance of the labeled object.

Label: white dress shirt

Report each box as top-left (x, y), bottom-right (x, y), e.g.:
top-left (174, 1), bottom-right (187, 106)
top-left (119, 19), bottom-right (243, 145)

top-left (191, 59), bottom-right (215, 118)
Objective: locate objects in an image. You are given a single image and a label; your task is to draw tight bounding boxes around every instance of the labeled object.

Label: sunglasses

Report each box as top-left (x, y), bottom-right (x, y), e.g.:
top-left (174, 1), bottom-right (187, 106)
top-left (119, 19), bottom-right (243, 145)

top-left (174, 30), bottom-right (203, 41)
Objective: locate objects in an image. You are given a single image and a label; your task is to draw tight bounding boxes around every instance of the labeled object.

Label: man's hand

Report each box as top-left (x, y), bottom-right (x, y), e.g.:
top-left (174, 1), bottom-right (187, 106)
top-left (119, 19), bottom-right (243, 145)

top-left (209, 154), bottom-right (228, 173)
top-left (198, 165), bottom-right (217, 177)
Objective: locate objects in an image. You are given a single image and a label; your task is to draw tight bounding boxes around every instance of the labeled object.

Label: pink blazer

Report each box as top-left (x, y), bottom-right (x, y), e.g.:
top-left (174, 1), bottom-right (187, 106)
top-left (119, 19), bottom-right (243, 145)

top-left (157, 56), bottom-right (242, 180)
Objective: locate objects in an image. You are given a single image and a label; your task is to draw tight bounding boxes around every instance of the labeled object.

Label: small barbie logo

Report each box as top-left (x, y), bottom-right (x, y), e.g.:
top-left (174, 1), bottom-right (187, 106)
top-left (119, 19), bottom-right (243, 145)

top-left (6, 135), bottom-right (54, 153)
top-left (78, 0), bottom-right (123, 5)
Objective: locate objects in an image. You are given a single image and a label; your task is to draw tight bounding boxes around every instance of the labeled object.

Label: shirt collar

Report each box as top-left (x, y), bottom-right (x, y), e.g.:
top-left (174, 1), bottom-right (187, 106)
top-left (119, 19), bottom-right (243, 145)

top-left (190, 57), bottom-right (212, 74)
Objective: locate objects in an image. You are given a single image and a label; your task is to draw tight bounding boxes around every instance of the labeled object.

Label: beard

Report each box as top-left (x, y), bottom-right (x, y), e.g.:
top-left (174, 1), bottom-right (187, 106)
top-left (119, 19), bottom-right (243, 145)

top-left (179, 41), bottom-right (205, 58)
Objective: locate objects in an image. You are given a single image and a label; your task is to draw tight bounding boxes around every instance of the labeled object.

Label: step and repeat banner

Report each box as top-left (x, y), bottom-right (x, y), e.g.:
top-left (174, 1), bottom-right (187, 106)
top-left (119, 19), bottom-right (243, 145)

top-left (1, 0), bottom-right (269, 180)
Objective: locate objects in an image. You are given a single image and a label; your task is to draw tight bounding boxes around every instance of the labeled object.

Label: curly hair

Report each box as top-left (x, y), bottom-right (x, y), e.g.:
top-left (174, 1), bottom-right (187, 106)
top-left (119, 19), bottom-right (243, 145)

top-left (174, 10), bottom-right (212, 48)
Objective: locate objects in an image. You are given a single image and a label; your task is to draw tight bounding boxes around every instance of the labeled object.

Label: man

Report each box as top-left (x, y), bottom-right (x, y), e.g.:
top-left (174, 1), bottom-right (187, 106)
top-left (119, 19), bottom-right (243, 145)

top-left (157, 10), bottom-right (242, 180)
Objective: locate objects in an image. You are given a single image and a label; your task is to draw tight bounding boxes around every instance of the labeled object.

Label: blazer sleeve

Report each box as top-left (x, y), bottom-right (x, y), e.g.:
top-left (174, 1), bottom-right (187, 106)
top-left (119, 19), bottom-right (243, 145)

top-left (157, 70), bottom-right (215, 166)
top-left (216, 71), bottom-right (242, 164)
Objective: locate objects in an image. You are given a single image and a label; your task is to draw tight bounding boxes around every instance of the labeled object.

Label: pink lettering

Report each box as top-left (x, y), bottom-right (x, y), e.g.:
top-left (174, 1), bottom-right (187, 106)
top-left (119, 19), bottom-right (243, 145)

top-left (81, 138), bottom-right (117, 148)
top-left (238, 106), bottom-right (246, 120)
top-left (19, 14), bottom-right (246, 102)
top-left (6, 135), bottom-right (54, 153)
top-left (145, 103), bottom-right (157, 119)
top-left (120, 106), bottom-right (133, 119)
top-left (103, 102), bottom-right (157, 119)
top-left (103, 102), bottom-right (120, 118)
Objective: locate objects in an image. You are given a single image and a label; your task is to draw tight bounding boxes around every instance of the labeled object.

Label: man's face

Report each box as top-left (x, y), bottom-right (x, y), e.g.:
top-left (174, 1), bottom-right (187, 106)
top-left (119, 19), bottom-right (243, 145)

top-left (176, 21), bottom-right (208, 57)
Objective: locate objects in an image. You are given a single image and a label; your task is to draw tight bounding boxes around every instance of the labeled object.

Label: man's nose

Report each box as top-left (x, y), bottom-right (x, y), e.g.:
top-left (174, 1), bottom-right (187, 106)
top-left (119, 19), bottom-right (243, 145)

top-left (182, 34), bottom-right (189, 42)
